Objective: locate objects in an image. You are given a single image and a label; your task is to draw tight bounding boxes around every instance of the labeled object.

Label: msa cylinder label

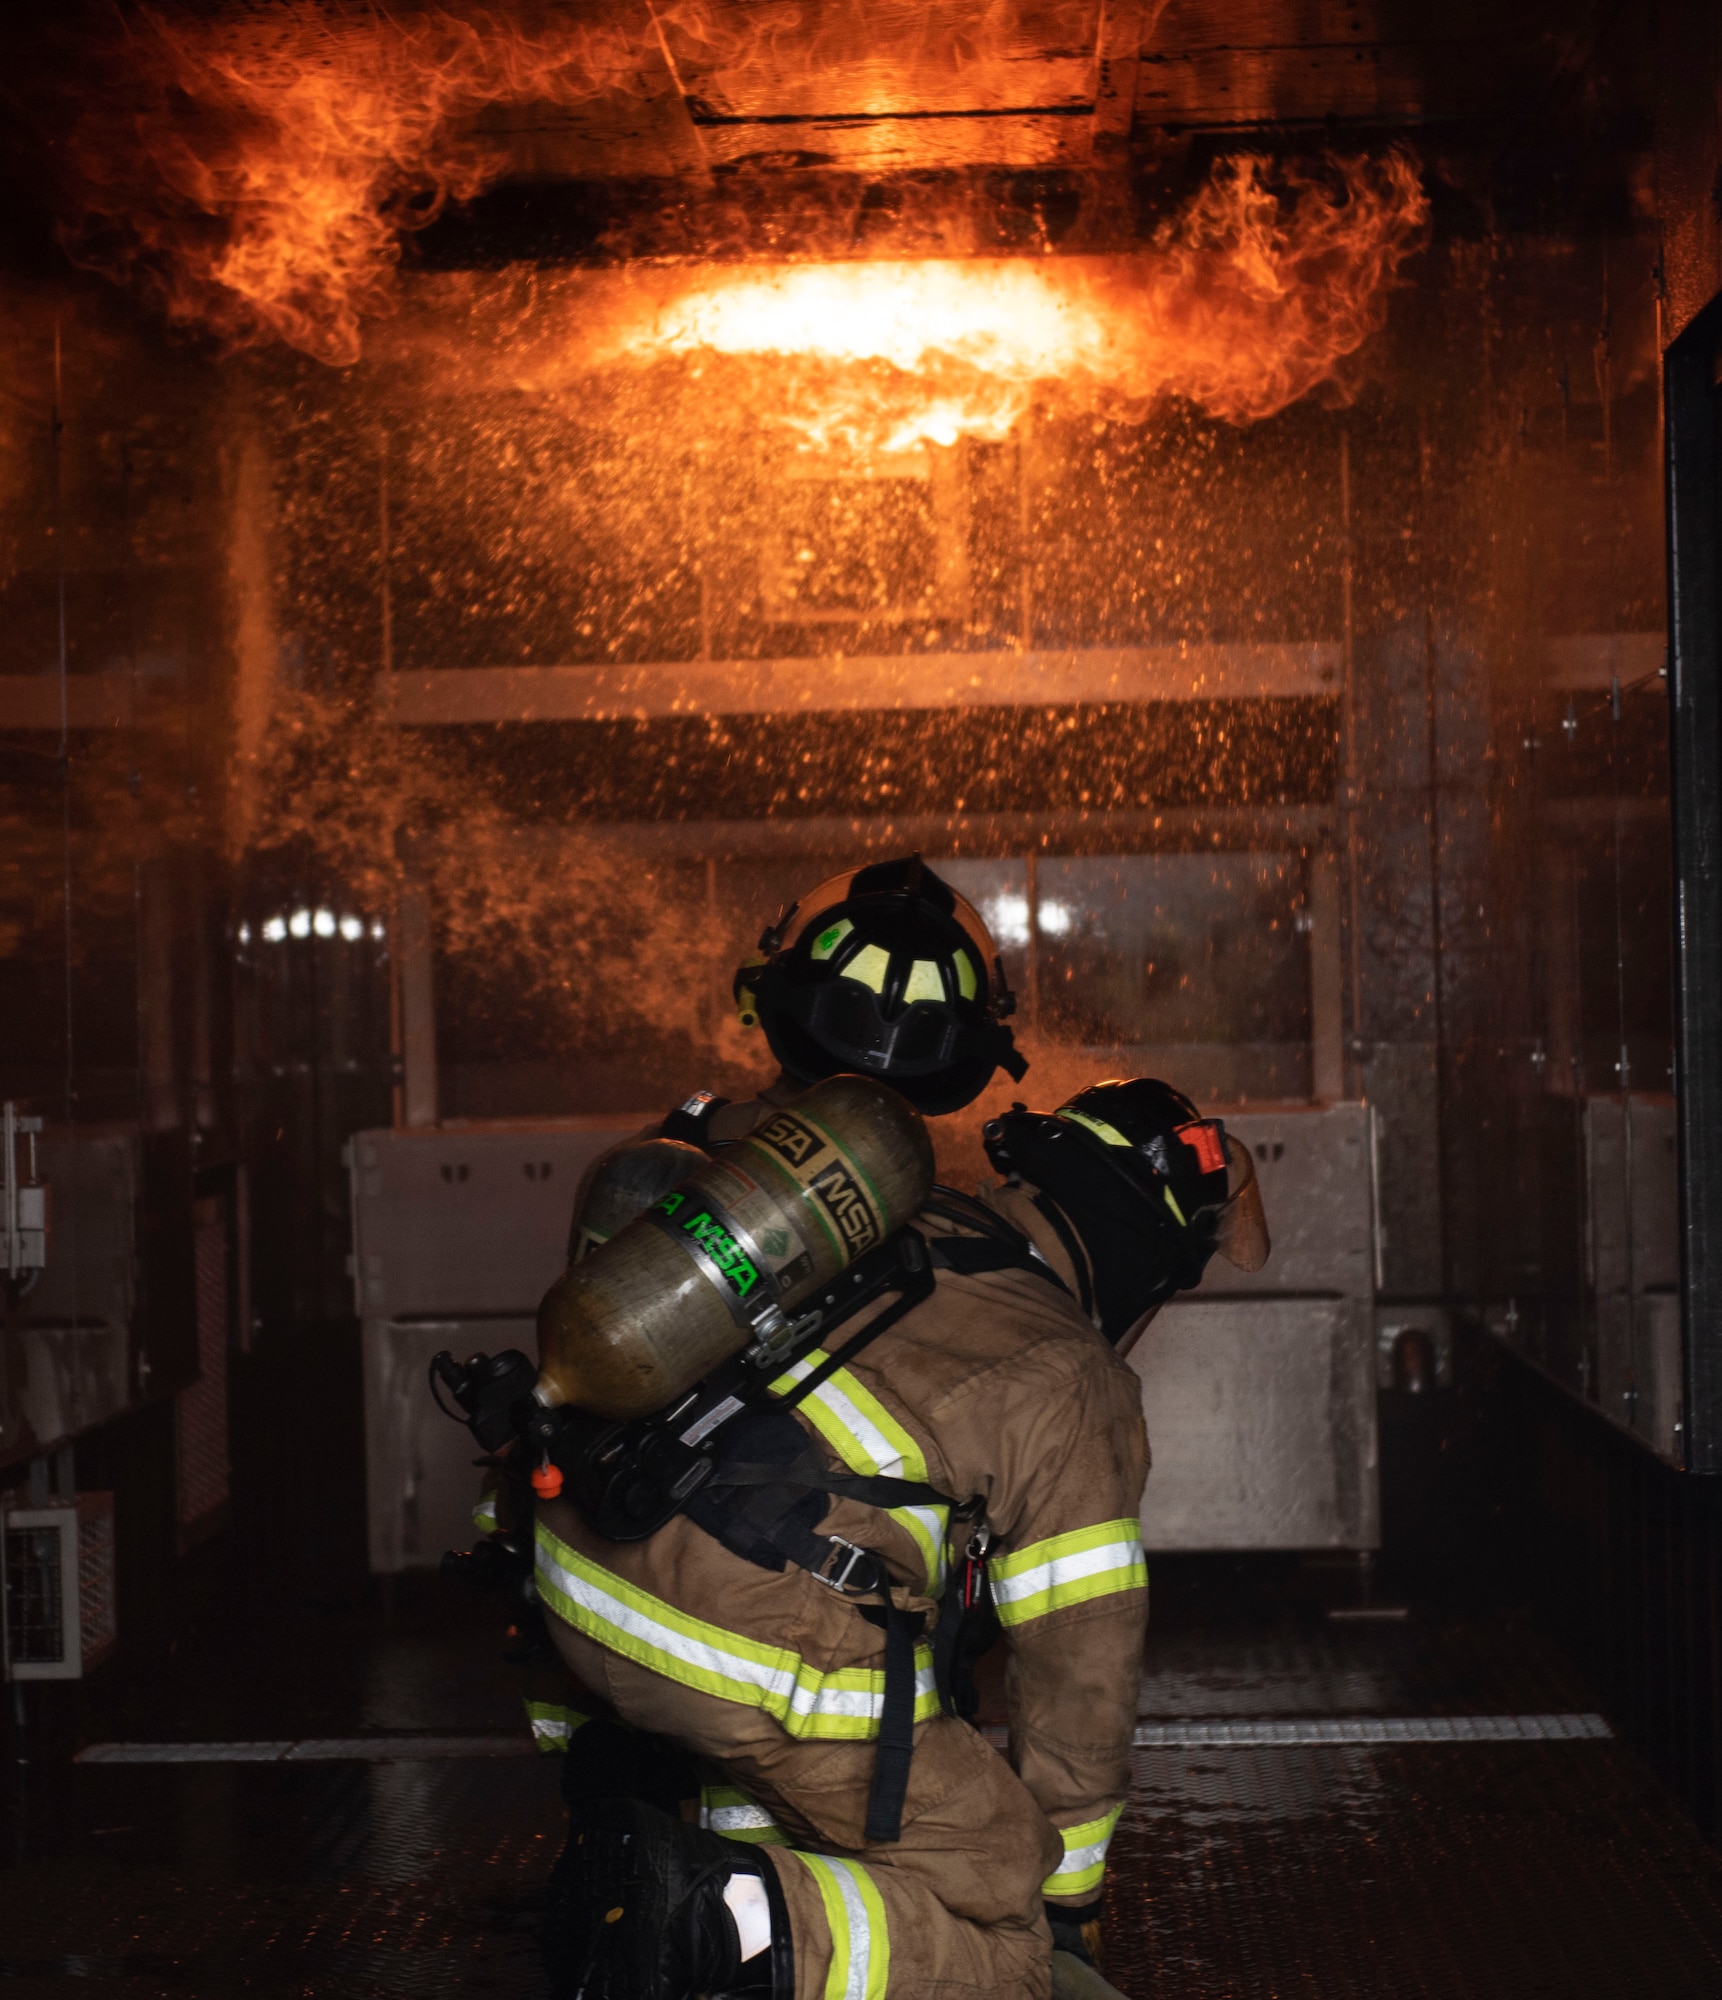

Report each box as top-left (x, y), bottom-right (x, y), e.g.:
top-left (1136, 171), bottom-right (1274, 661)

top-left (752, 1111), bottom-right (884, 1257)
top-left (654, 1192), bottom-right (761, 1301)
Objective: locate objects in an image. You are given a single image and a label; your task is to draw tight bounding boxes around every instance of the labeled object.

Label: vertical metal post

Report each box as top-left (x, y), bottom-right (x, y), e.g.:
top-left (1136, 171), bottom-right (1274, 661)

top-left (397, 881), bottom-right (438, 1130)
top-left (1018, 417), bottom-right (1035, 650)
top-left (378, 429), bottom-right (393, 677)
top-left (52, 319), bottom-right (80, 1340)
top-left (1339, 428), bottom-right (1366, 1093)
top-left (1665, 298), bottom-right (1722, 1472)
top-left (1025, 850), bottom-right (1040, 1032)
top-left (1308, 853), bottom-right (1346, 1101)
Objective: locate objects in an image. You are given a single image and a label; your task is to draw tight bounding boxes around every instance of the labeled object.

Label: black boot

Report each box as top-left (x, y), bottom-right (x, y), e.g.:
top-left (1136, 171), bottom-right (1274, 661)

top-left (544, 1798), bottom-right (762, 2000)
top-left (721, 1843), bottom-right (794, 2000)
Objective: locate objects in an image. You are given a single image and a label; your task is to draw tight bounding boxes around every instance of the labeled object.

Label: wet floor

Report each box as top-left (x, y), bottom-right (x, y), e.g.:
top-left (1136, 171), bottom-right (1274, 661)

top-left (3, 1563), bottom-right (1720, 1998)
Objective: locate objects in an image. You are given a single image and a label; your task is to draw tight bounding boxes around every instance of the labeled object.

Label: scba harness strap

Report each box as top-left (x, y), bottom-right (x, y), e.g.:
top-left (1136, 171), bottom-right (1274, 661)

top-left (436, 1182), bottom-right (1064, 1844)
top-left (686, 1413), bottom-right (944, 1843)
top-left (680, 1194), bottom-right (1063, 1843)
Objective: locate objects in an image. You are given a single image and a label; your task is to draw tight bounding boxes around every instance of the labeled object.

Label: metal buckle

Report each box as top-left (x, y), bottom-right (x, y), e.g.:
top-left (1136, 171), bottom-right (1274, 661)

top-left (814, 1536), bottom-right (875, 1594)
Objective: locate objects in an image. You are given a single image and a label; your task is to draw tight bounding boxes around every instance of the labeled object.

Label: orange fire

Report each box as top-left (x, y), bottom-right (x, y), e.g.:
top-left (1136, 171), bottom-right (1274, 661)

top-left (62, 4), bottom-right (1426, 431)
top-left (64, 5), bottom-right (645, 365)
top-left (622, 154), bottom-right (1427, 447)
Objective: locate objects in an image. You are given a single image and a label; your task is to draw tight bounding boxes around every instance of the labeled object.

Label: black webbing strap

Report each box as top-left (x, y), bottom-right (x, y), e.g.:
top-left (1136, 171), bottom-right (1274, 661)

top-left (658, 1091), bottom-right (731, 1146)
top-left (921, 1192), bottom-right (1071, 1297)
top-left (769, 1237), bottom-right (936, 1417)
top-left (697, 1462), bottom-right (931, 1844)
top-left (867, 1597), bottom-right (921, 1842)
top-left (1029, 1191), bottom-right (1093, 1319)
top-left (713, 1449), bottom-right (945, 1513)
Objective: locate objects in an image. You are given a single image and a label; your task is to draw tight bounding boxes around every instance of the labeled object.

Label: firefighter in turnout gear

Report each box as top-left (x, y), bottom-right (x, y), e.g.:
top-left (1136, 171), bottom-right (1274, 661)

top-left (528, 1075), bottom-right (1268, 2000)
top-left (479, 854), bottom-right (1025, 1748)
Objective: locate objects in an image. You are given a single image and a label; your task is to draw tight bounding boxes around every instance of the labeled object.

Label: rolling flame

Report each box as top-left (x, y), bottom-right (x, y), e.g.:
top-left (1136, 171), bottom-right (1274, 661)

top-left (61, 5), bottom-right (1426, 435)
top-left (64, 5), bottom-right (645, 365)
top-left (627, 154), bottom-right (1428, 446)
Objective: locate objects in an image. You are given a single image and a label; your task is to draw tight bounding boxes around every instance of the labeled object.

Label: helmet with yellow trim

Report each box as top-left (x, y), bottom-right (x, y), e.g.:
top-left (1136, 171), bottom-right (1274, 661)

top-left (982, 1077), bottom-right (1270, 1341)
top-left (733, 855), bottom-right (1027, 1116)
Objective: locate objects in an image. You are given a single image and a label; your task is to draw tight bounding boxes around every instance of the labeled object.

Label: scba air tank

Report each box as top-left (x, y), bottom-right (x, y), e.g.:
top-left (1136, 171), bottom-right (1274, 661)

top-left (534, 1075), bottom-right (934, 1419)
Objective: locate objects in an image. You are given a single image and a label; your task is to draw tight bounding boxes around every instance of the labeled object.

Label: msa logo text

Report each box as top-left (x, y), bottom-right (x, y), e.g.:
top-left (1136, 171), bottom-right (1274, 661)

top-left (674, 1205), bottom-right (760, 1299)
top-left (809, 1159), bottom-right (879, 1254)
top-left (757, 1113), bottom-right (822, 1169)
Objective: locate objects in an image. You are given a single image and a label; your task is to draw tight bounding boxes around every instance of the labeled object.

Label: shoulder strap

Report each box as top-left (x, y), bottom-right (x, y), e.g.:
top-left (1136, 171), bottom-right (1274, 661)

top-left (921, 1188), bottom-right (1071, 1297)
top-left (659, 1090), bottom-right (731, 1146)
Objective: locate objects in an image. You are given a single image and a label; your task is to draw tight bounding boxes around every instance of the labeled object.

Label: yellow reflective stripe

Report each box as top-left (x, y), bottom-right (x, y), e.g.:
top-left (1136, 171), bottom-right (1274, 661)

top-left (471, 1492), bottom-right (500, 1535)
top-left (522, 1699), bottom-right (587, 1751)
top-left (903, 959), bottom-right (944, 1003)
top-left (795, 1853), bottom-right (890, 2000)
top-left (1057, 1107), bottom-right (1133, 1148)
top-left (811, 918), bottom-right (854, 962)
top-left (990, 1519), bottom-right (1147, 1627)
top-left (1040, 1804), bottom-right (1123, 1897)
top-left (842, 943), bottom-right (891, 993)
top-left (769, 1355), bottom-right (948, 1595)
top-left (769, 1351), bottom-right (929, 1481)
top-left (888, 1502), bottom-right (950, 1598)
top-left (699, 1783), bottom-right (789, 1845)
top-left (535, 1519), bottom-right (940, 1739)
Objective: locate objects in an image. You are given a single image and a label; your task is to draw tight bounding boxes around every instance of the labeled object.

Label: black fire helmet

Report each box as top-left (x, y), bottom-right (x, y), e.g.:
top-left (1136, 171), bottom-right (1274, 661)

top-left (733, 855), bottom-right (1027, 1116)
top-left (983, 1077), bottom-right (1269, 1340)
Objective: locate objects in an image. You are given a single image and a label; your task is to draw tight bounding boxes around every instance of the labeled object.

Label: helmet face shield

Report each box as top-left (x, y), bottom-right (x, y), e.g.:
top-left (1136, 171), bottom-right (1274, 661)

top-left (738, 855), bottom-right (1025, 1115)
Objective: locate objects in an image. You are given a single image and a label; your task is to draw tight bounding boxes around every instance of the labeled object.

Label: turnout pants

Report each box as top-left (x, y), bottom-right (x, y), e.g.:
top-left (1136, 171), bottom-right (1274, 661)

top-left (553, 1621), bottom-right (1062, 2000)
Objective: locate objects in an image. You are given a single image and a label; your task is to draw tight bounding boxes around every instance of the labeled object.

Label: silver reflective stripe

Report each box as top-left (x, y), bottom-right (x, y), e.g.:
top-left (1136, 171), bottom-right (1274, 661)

top-left (706, 1802), bottom-right (781, 1833)
top-left (1129, 1713), bottom-right (1613, 1746)
top-left (822, 1858), bottom-right (877, 2000)
top-left (534, 1526), bottom-right (940, 1734)
top-left (1041, 1805), bottom-right (1121, 1894)
top-left (991, 1535), bottom-right (1142, 1611)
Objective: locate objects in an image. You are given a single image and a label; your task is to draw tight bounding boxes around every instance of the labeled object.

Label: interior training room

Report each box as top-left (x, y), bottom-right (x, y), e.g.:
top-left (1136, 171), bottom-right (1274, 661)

top-left (2, 2), bottom-right (1722, 1995)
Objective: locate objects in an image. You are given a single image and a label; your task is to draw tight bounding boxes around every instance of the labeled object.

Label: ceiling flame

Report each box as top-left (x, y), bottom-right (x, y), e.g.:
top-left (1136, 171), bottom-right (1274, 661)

top-left (63, 4), bottom-right (646, 366)
top-left (58, 1), bottom-right (1426, 430)
top-left (626, 153), bottom-right (1429, 447)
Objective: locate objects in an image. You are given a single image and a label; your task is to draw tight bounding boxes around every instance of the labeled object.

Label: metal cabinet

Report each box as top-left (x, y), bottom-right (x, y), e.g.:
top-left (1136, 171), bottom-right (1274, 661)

top-left (1133, 1297), bottom-right (1378, 1551)
top-left (347, 1117), bottom-right (650, 1572)
top-left (348, 1104), bottom-right (1383, 1568)
top-left (2, 1130), bottom-right (138, 1470)
top-left (1586, 1096), bottom-right (1682, 1463)
top-left (1133, 1103), bottom-right (1380, 1553)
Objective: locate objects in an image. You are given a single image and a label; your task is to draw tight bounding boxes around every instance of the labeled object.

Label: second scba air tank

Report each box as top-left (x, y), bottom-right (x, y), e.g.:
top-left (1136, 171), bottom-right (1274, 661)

top-left (535, 1074), bottom-right (934, 1419)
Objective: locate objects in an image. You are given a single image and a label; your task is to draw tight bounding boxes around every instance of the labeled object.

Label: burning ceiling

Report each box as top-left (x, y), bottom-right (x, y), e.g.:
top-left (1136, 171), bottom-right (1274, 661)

top-left (33, 0), bottom-right (1432, 1047)
top-left (58, 3), bottom-right (1426, 447)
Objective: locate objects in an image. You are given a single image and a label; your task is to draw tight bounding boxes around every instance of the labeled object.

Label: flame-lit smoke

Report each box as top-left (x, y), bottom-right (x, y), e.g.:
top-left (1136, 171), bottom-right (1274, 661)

top-left (239, 683), bottom-right (743, 1060)
top-left (63, 2), bottom-right (1425, 417)
top-left (624, 154), bottom-right (1428, 448)
top-left (63, 4), bottom-right (645, 365)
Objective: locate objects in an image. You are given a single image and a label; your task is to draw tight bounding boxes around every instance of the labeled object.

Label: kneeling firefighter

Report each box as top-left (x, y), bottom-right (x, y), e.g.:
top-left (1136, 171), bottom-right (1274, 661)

top-left (440, 1072), bottom-right (1266, 1999)
top-left (469, 855), bottom-right (1028, 1743)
